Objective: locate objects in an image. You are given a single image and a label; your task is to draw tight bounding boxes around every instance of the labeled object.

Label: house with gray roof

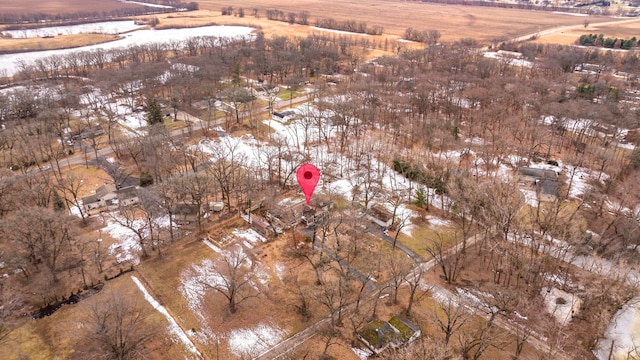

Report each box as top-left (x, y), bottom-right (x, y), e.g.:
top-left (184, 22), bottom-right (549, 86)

top-left (519, 166), bottom-right (559, 201)
top-left (357, 315), bottom-right (421, 354)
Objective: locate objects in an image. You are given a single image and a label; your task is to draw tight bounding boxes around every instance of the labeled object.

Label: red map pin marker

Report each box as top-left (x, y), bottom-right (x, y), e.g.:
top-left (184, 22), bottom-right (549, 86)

top-left (296, 163), bottom-right (320, 205)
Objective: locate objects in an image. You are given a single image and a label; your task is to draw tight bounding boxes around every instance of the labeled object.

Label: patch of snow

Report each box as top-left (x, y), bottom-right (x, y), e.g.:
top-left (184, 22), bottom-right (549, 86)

top-left (103, 217), bottom-right (143, 265)
top-left (426, 215), bottom-right (451, 227)
top-left (0, 25), bottom-right (254, 76)
top-left (202, 239), bottom-right (221, 253)
top-left (274, 262), bottom-right (286, 281)
top-left (311, 27), bottom-right (370, 36)
top-left (121, 112), bottom-right (148, 130)
top-left (541, 287), bottom-right (581, 326)
top-left (515, 312), bottom-right (528, 320)
top-left (131, 276), bottom-right (202, 357)
top-left (69, 200), bottom-right (85, 218)
top-left (594, 296), bottom-right (640, 360)
top-left (228, 323), bottom-right (287, 358)
top-left (242, 240), bottom-right (254, 249)
top-left (119, 0), bottom-right (178, 9)
top-left (553, 11), bottom-right (589, 17)
top-left (327, 179), bottom-right (354, 198)
top-left (464, 137), bottom-right (487, 145)
top-left (1, 20), bottom-right (143, 39)
top-left (352, 346), bottom-right (374, 359)
top-left (232, 228), bottom-right (267, 244)
top-left (520, 189), bottom-right (539, 208)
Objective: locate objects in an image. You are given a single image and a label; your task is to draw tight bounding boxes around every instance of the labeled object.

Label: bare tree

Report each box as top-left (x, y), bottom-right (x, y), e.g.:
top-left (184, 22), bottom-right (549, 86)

top-left (74, 285), bottom-right (157, 360)
top-left (432, 298), bottom-right (469, 348)
top-left (0, 207), bottom-right (76, 283)
top-left (385, 250), bottom-right (413, 305)
top-left (197, 246), bottom-right (259, 314)
top-left (56, 171), bottom-right (87, 224)
top-left (424, 232), bottom-right (464, 285)
top-left (284, 268), bottom-right (313, 321)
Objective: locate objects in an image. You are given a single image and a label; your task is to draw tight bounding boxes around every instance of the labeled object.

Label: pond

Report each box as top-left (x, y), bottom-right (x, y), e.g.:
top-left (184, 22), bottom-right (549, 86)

top-left (1, 20), bottom-right (144, 39)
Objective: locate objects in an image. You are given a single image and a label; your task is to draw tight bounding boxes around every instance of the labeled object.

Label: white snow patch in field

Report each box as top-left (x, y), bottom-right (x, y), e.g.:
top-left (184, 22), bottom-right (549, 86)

top-left (274, 262), bottom-right (286, 281)
top-left (103, 217), bottom-right (143, 265)
top-left (0, 25), bottom-right (254, 76)
top-left (69, 200), bottom-right (84, 218)
top-left (232, 228), bottom-right (266, 244)
top-left (311, 27), bottom-right (370, 36)
top-left (553, 11), bottom-right (589, 17)
top-left (227, 323), bottom-right (287, 358)
top-left (242, 240), bottom-right (254, 249)
top-left (520, 189), bottom-right (539, 207)
top-left (426, 215), bottom-right (451, 227)
top-left (121, 112), bottom-right (148, 130)
top-left (1, 20), bottom-right (143, 38)
top-left (541, 287), bottom-right (581, 326)
top-left (203, 239), bottom-right (222, 253)
top-left (465, 137), bottom-right (487, 145)
top-left (120, 0), bottom-right (177, 9)
top-left (252, 262), bottom-right (272, 289)
top-left (178, 258), bottom-right (220, 344)
top-left (328, 179), bottom-right (354, 198)
top-left (102, 215), bottom-right (169, 265)
top-left (131, 276), bottom-right (202, 357)
top-left (352, 346), bottom-right (374, 359)
top-left (594, 296), bottom-right (640, 360)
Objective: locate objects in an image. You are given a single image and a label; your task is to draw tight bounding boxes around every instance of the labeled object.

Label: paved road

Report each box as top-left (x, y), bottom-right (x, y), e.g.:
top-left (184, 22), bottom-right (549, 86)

top-left (56, 93), bottom-right (311, 170)
top-left (509, 16), bottom-right (640, 44)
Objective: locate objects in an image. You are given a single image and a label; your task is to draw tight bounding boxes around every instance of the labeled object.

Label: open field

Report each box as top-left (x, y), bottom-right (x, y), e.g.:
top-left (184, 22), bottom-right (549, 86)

top-left (0, 0), bottom-right (139, 15)
top-left (0, 34), bottom-right (118, 53)
top-left (533, 19), bottom-right (640, 45)
top-left (197, 0), bottom-right (619, 43)
top-left (1, 3), bottom-right (638, 53)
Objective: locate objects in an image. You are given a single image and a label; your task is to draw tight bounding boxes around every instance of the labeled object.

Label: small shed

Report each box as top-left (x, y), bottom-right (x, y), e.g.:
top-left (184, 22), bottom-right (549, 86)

top-left (357, 315), bottom-right (421, 354)
top-left (173, 202), bottom-right (200, 225)
top-left (209, 201), bottom-right (224, 212)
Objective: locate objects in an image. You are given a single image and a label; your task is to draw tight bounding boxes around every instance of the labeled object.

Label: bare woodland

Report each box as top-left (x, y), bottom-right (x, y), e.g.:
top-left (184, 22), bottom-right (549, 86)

top-left (0, 7), bottom-right (639, 359)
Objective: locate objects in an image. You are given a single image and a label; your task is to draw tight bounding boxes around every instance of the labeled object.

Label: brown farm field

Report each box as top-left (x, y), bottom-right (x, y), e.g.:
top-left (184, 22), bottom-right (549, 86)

top-left (196, 0), bottom-right (618, 43)
top-left (0, 0), bottom-right (633, 45)
top-left (0, 34), bottom-right (118, 53)
top-left (0, 0), bottom-right (139, 15)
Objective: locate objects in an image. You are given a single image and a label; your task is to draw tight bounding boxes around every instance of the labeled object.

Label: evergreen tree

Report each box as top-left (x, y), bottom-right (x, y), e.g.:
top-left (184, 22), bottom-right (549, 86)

top-left (414, 187), bottom-right (427, 208)
top-left (146, 98), bottom-right (164, 125)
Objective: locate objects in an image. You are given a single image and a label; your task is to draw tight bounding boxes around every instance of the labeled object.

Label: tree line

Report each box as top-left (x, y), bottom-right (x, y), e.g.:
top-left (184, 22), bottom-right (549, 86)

top-left (578, 33), bottom-right (639, 50)
top-left (0, 1), bottom-right (198, 25)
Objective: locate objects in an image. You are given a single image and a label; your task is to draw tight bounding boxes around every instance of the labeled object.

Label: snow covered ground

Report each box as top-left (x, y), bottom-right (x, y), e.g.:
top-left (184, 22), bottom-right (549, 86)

top-left (594, 297), bottom-right (640, 360)
top-left (119, 0), bottom-right (179, 9)
top-left (1, 21), bottom-right (143, 39)
top-left (0, 25), bottom-right (254, 76)
top-left (311, 27), bottom-right (370, 36)
top-left (132, 276), bottom-right (202, 358)
top-left (541, 287), bottom-right (581, 326)
top-left (228, 322), bottom-right (287, 358)
top-left (102, 214), bottom-right (169, 265)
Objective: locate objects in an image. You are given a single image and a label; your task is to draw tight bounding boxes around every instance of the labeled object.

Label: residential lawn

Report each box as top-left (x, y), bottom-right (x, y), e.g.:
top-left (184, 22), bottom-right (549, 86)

top-left (277, 88), bottom-right (306, 101)
top-left (134, 239), bottom-right (214, 335)
top-left (399, 224), bottom-right (459, 257)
